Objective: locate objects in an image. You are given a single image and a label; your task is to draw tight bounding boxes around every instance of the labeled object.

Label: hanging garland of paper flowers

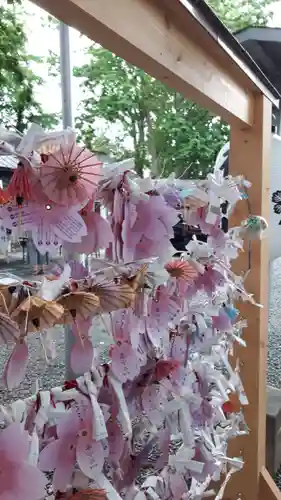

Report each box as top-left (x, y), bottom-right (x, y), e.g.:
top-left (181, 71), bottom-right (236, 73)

top-left (0, 123), bottom-right (267, 500)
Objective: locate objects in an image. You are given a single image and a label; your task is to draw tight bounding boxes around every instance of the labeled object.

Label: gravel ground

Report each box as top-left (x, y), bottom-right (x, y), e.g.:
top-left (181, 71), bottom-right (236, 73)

top-left (0, 326), bottom-right (66, 404)
top-left (0, 256), bottom-right (65, 404)
top-left (268, 258), bottom-right (281, 388)
top-left (0, 321), bottom-right (112, 405)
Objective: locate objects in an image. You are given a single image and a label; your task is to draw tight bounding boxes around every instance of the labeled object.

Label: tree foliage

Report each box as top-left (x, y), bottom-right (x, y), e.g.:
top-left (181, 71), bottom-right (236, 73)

top-left (0, 5), bottom-right (58, 133)
top-left (207, 0), bottom-right (277, 32)
top-left (75, 0), bottom-right (276, 177)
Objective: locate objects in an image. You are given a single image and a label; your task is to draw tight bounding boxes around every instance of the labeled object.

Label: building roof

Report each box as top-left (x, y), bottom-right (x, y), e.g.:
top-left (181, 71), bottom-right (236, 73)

top-left (187, 1), bottom-right (280, 102)
top-left (235, 27), bottom-right (281, 97)
top-left (0, 156), bottom-right (18, 171)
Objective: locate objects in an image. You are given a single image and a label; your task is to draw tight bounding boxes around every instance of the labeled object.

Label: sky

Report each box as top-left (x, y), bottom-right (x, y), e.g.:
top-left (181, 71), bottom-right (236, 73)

top-left (24, 3), bottom-right (89, 118)
top-left (14, 0), bottom-right (281, 127)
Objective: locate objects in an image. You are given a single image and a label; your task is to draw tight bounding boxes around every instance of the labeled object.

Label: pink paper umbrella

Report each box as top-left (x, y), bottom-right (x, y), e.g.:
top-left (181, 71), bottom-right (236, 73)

top-left (40, 143), bottom-right (102, 206)
top-left (0, 423), bottom-right (47, 500)
top-left (165, 260), bottom-right (198, 282)
top-left (6, 160), bottom-right (38, 203)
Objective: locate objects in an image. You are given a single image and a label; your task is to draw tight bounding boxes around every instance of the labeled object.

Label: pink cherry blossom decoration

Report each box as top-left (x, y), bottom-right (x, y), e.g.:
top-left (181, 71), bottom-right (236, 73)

top-left (0, 423), bottom-right (47, 500)
top-left (110, 342), bottom-right (141, 383)
top-left (3, 340), bottom-right (28, 390)
top-left (64, 211), bottom-right (113, 254)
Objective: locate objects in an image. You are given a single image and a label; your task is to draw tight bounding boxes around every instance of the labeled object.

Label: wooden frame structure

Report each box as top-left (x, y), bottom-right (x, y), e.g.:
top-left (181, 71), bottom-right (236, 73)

top-left (29, 0), bottom-right (281, 498)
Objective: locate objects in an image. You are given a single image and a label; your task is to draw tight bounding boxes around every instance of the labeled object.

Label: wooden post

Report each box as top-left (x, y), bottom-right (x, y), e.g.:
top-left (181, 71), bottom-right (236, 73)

top-left (225, 94), bottom-right (272, 499)
top-left (259, 467), bottom-right (281, 500)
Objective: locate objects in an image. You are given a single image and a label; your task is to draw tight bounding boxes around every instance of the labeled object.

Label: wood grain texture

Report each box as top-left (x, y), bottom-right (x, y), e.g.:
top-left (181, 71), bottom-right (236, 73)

top-left (259, 467), bottom-right (281, 500)
top-left (225, 94), bottom-right (272, 499)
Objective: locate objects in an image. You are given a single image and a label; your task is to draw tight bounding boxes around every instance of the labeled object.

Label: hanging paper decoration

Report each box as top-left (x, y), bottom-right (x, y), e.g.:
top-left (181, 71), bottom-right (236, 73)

top-left (0, 186), bottom-right (10, 204)
top-left (64, 201), bottom-right (113, 255)
top-left (0, 423), bottom-right (47, 499)
top-left (40, 143), bottom-right (102, 206)
top-left (6, 159), bottom-right (38, 203)
top-left (241, 214), bottom-right (268, 239)
top-left (0, 201), bottom-right (88, 255)
top-left (0, 123), bottom-right (265, 499)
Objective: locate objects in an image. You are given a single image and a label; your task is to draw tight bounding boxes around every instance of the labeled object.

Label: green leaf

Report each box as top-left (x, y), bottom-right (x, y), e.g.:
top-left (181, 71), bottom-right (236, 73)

top-left (0, 5), bottom-right (58, 133)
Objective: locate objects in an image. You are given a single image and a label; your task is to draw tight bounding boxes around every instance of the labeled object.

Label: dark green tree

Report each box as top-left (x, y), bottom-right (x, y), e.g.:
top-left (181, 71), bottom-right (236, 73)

top-left (208, 0), bottom-right (276, 32)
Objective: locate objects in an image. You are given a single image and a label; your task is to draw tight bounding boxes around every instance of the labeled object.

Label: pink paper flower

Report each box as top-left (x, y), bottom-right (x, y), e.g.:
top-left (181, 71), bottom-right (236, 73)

top-left (0, 201), bottom-right (87, 256)
top-left (122, 195), bottom-right (178, 261)
top-left (111, 309), bottom-right (139, 344)
top-left (3, 340), bottom-right (29, 390)
top-left (64, 211), bottom-right (113, 255)
top-left (194, 265), bottom-right (226, 296)
top-left (39, 408), bottom-right (80, 492)
top-left (0, 423), bottom-right (47, 500)
top-left (39, 396), bottom-right (105, 491)
top-left (70, 318), bottom-right (94, 375)
top-left (110, 341), bottom-right (141, 383)
top-left (6, 161), bottom-right (38, 202)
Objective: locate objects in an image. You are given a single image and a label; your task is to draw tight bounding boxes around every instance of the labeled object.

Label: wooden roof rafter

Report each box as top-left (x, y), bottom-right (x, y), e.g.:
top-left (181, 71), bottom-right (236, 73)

top-left (28, 1), bottom-right (281, 499)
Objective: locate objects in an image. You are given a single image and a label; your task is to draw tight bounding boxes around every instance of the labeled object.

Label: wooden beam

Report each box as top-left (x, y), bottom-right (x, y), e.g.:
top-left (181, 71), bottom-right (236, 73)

top-left (224, 94), bottom-right (271, 499)
top-left (31, 0), bottom-right (254, 126)
top-left (159, 0), bottom-right (279, 108)
top-left (259, 467), bottom-right (281, 500)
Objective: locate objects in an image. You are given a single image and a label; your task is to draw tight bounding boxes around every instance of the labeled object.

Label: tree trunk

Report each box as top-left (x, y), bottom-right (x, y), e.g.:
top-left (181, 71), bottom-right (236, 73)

top-left (135, 114), bottom-right (146, 177)
top-left (15, 103), bottom-right (25, 133)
